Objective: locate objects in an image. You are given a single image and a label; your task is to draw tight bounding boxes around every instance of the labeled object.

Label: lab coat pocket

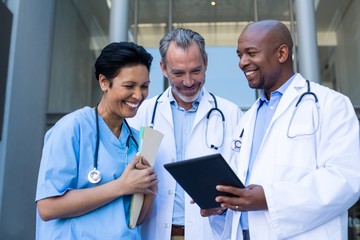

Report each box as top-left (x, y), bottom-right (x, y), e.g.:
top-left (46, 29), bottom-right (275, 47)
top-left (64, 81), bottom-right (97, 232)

top-left (272, 135), bottom-right (317, 182)
top-left (287, 97), bottom-right (319, 138)
top-left (287, 125), bottom-right (315, 138)
top-left (273, 163), bottom-right (312, 182)
top-left (275, 133), bottom-right (317, 170)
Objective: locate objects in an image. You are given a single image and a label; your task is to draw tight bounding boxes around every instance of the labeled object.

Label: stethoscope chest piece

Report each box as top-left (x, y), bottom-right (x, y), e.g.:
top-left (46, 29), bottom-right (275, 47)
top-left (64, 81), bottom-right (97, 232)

top-left (231, 128), bottom-right (244, 152)
top-left (231, 139), bottom-right (242, 152)
top-left (89, 105), bottom-right (138, 184)
top-left (88, 168), bottom-right (102, 184)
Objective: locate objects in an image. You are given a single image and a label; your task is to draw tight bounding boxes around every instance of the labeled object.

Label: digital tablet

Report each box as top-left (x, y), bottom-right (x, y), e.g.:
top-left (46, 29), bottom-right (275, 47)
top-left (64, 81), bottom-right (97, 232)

top-left (163, 153), bottom-right (245, 209)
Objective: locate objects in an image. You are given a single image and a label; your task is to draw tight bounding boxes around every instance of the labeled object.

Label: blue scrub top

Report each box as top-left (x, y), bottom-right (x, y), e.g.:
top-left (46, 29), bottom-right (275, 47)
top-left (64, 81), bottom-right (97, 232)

top-left (36, 107), bottom-right (140, 239)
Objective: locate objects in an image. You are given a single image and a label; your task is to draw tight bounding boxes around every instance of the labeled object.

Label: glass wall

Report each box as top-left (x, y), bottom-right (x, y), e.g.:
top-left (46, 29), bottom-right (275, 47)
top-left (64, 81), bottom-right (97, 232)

top-left (316, 0), bottom-right (360, 108)
top-left (47, 0), bottom-right (108, 127)
top-left (320, 1), bottom-right (360, 238)
top-left (48, 0), bottom-right (360, 111)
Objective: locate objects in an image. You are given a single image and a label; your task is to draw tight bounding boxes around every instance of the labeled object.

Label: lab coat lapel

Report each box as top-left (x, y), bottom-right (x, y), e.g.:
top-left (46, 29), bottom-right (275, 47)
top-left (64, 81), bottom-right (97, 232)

top-left (242, 76), bottom-right (306, 184)
top-left (236, 99), bottom-right (260, 184)
top-left (191, 89), bottom-right (213, 133)
top-left (267, 74), bottom-right (306, 128)
top-left (157, 88), bottom-right (174, 129)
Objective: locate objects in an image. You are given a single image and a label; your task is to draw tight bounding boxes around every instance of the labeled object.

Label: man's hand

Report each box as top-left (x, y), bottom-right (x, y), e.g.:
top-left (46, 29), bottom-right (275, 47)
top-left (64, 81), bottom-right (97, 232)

top-left (215, 184), bottom-right (268, 212)
top-left (190, 199), bottom-right (227, 217)
top-left (200, 207), bottom-right (227, 217)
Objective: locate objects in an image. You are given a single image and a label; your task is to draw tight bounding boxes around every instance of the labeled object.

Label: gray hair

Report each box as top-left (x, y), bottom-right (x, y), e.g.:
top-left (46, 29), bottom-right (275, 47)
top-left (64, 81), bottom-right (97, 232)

top-left (159, 28), bottom-right (208, 66)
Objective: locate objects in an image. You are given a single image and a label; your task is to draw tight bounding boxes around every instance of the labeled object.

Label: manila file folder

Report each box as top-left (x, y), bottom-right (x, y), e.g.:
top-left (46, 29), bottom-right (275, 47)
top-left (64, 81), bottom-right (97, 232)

top-left (128, 126), bottom-right (164, 228)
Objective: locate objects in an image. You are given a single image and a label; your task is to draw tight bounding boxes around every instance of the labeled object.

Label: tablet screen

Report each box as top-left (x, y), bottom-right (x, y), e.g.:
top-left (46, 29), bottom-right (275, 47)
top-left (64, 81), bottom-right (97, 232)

top-left (164, 153), bottom-right (244, 209)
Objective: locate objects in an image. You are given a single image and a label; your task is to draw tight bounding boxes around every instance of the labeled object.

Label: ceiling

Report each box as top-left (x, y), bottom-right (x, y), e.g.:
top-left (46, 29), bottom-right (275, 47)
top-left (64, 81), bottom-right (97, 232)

top-left (68, 0), bottom-right (356, 90)
top-left (135, 0), bottom-right (294, 24)
top-left (72, 0), bottom-right (353, 75)
top-left (74, 0), bottom-right (353, 38)
top-left (132, 0), bottom-right (352, 31)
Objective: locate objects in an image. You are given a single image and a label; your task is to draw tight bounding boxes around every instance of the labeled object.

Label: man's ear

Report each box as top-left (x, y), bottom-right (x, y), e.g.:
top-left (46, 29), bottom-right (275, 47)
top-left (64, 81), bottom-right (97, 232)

top-left (160, 61), bottom-right (168, 78)
top-left (203, 56), bottom-right (208, 71)
top-left (98, 74), bottom-right (109, 91)
top-left (278, 44), bottom-right (289, 64)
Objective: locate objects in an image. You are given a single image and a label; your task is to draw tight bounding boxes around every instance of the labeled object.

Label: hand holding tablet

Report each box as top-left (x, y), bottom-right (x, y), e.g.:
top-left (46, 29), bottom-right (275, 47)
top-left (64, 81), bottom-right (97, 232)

top-left (164, 153), bottom-right (244, 209)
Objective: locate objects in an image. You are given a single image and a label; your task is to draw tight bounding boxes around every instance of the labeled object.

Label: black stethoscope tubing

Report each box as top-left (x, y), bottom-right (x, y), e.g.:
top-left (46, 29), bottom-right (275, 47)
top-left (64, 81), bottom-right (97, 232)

top-left (150, 93), bottom-right (163, 128)
top-left (231, 128), bottom-right (244, 152)
top-left (232, 80), bottom-right (319, 150)
top-left (287, 79), bottom-right (320, 138)
top-left (207, 92), bottom-right (225, 122)
top-left (150, 92), bottom-right (225, 149)
top-left (206, 92), bottom-right (225, 149)
top-left (295, 80), bottom-right (318, 107)
top-left (89, 104), bottom-right (138, 184)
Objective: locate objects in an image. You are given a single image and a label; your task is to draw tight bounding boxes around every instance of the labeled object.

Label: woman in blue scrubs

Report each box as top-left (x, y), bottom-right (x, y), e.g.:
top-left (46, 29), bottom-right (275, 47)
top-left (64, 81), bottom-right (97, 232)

top-left (35, 42), bottom-right (157, 239)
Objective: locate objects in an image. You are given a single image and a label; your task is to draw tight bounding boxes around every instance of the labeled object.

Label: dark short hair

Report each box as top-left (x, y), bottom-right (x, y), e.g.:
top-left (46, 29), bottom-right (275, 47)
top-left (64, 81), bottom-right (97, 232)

top-left (95, 42), bottom-right (153, 81)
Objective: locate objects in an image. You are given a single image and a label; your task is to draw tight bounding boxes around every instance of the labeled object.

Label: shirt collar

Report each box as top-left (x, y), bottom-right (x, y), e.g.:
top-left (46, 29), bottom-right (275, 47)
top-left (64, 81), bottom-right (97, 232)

top-left (259, 73), bottom-right (297, 103)
top-left (169, 88), bottom-right (203, 110)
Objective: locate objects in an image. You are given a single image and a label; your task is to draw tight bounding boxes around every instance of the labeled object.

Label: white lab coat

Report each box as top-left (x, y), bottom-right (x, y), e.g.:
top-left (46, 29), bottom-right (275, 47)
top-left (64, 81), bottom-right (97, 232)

top-left (128, 87), bottom-right (242, 240)
top-left (211, 73), bottom-right (360, 240)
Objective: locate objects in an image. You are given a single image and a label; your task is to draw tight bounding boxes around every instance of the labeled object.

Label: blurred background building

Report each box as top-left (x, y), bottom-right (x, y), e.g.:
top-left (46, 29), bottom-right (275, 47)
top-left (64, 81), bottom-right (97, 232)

top-left (0, 0), bottom-right (359, 239)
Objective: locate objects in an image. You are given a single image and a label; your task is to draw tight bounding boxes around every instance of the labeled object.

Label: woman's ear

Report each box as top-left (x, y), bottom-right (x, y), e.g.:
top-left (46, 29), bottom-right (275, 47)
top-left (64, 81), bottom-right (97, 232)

top-left (98, 74), bottom-right (109, 91)
top-left (278, 44), bottom-right (289, 64)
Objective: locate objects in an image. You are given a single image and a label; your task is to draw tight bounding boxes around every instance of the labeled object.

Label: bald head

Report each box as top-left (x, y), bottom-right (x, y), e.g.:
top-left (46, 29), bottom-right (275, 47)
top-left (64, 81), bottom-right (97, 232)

top-left (237, 20), bottom-right (295, 94)
top-left (242, 20), bottom-right (293, 56)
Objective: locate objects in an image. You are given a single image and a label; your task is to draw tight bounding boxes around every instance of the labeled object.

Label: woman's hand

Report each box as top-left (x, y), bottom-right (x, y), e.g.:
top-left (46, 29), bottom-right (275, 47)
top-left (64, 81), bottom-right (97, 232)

top-left (115, 154), bottom-right (158, 196)
top-left (135, 155), bottom-right (158, 197)
top-left (37, 154), bottom-right (158, 222)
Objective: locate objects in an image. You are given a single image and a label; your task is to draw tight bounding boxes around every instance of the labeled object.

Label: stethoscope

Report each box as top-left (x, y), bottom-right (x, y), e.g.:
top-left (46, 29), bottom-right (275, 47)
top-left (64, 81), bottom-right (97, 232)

top-left (287, 79), bottom-right (320, 138)
top-left (229, 80), bottom-right (320, 154)
top-left (231, 128), bottom-right (244, 152)
top-left (88, 105), bottom-right (139, 184)
top-left (150, 92), bottom-right (225, 149)
top-left (294, 80), bottom-right (318, 108)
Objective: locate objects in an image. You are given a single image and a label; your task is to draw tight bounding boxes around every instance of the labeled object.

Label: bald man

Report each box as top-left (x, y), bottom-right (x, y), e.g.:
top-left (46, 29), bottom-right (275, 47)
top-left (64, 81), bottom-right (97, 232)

top-left (205, 20), bottom-right (360, 240)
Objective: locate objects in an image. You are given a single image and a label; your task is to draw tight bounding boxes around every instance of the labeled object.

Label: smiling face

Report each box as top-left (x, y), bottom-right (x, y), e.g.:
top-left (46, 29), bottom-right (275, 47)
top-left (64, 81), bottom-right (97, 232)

top-left (237, 30), bottom-right (280, 92)
top-left (161, 41), bottom-right (207, 109)
top-left (98, 64), bottom-right (150, 124)
top-left (236, 20), bottom-right (293, 98)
